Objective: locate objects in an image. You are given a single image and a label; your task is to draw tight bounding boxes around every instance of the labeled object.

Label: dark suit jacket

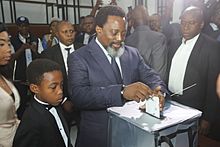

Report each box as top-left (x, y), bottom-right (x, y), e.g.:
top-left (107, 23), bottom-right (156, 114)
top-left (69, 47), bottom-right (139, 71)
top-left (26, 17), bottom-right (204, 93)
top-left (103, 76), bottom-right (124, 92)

top-left (75, 32), bottom-right (95, 45)
top-left (67, 38), bottom-right (167, 147)
top-left (13, 99), bottom-right (72, 147)
top-left (11, 33), bottom-right (40, 81)
top-left (167, 33), bottom-right (220, 122)
top-left (202, 24), bottom-right (220, 40)
top-left (125, 25), bottom-right (168, 81)
top-left (40, 42), bottom-right (83, 98)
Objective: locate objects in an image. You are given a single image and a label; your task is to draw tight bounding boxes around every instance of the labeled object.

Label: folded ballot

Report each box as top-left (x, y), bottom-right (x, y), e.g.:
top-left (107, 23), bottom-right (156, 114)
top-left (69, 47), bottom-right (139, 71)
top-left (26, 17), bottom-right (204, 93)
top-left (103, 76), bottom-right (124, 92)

top-left (139, 96), bottom-right (161, 119)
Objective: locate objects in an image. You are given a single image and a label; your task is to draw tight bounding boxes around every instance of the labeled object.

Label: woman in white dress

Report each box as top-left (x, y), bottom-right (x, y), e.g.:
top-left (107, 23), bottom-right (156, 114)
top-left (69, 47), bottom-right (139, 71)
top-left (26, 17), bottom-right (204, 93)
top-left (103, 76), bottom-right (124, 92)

top-left (0, 22), bottom-right (20, 147)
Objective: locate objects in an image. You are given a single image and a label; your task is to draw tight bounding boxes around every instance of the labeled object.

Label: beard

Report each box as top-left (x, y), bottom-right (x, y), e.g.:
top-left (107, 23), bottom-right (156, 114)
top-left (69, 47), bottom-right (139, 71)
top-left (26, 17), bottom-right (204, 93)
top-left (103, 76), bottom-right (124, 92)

top-left (106, 41), bottom-right (125, 57)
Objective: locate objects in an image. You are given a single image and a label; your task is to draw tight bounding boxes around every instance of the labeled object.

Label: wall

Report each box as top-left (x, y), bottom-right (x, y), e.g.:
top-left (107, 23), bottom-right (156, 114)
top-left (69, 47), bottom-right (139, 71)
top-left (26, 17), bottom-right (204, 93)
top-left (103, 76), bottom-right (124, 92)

top-left (0, 0), bottom-right (191, 24)
top-left (0, 0), bottom-right (135, 24)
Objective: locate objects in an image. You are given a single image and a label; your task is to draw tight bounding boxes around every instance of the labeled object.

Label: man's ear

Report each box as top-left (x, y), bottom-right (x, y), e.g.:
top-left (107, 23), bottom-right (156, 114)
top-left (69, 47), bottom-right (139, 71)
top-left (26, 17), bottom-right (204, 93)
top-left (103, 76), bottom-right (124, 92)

top-left (55, 32), bottom-right (59, 38)
top-left (29, 84), bottom-right (39, 94)
top-left (200, 21), bottom-right (205, 29)
top-left (96, 26), bottom-right (102, 34)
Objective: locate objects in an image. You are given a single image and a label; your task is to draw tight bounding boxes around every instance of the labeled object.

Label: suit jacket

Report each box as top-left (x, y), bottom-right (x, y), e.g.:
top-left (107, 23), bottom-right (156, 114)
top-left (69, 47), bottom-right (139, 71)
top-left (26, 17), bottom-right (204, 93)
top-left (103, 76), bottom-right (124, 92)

top-left (13, 98), bottom-right (72, 147)
top-left (167, 33), bottom-right (220, 122)
top-left (67, 38), bottom-right (167, 147)
top-left (125, 25), bottom-right (168, 81)
top-left (75, 32), bottom-right (95, 45)
top-left (40, 42), bottom-right (83, 98)
top-left (202, 23), bottom-right (220, 40)
top-left (11, 33), bottom-right (40, 81)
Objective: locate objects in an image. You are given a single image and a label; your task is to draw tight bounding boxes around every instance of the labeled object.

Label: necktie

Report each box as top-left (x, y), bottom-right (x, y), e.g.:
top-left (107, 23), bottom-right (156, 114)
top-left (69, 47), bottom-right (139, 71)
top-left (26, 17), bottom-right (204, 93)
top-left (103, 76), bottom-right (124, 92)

top-left (111, 57), bottom-right (123, 84)
top-left (65, 47), bottom-right (71, 56)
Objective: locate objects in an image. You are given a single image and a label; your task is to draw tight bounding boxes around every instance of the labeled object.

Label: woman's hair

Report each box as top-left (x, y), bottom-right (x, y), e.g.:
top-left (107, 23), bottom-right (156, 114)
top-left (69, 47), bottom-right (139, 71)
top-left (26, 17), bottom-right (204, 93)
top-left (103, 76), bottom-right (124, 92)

top-left (0, 22), bottom-right (7, 33)
top-left (0, 22), bottom-right (12, 79)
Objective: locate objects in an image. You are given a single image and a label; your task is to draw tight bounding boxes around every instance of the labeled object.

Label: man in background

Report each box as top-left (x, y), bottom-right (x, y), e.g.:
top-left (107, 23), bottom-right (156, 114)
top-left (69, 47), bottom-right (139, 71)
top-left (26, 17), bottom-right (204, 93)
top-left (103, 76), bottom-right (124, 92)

top-left (125, 5), bottom-right (167, 81)
top-left (11, 16), bottom-right (43, 119)
top-left (167, 6), bottom-right (220, 136)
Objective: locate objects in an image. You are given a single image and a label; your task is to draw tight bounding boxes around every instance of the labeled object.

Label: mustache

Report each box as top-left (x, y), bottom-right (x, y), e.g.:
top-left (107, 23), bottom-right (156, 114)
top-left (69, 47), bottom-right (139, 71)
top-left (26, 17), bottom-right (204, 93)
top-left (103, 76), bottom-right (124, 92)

top-left (109, 41), bottom-right (124, 47)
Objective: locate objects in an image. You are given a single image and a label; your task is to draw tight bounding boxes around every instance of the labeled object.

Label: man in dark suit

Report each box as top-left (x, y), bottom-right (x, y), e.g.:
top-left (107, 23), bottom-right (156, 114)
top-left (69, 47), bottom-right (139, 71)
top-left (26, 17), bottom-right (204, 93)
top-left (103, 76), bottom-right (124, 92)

top-left (68, 5), bottom-right (168, 147)
top-left (167, 6), bottom-right (220, 136)
top-left (125, 5), bottom-right (167, 81)
top-left (41, 21), bottom-right (83, 131)
top-left (11, 16), bottom-right (44, 119)
top-left (75, 15), bottom-right (96, 45)
top-left (202, 4), bottom-right (220, 41)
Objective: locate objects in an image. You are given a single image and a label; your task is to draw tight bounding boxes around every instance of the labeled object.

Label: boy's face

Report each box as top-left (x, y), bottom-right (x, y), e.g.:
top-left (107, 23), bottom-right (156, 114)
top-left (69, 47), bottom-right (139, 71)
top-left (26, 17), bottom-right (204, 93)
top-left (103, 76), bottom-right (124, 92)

top-left (31, 70), bottom-right (63, 106)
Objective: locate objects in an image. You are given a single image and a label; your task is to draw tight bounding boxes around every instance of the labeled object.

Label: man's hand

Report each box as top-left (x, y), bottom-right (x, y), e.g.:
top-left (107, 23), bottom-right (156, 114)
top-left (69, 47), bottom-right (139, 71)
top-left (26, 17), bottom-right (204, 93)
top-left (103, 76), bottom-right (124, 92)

top-left (123, 82), bottom-right (153, 102)
top-left (30, 43), bottom-right (37, 53)
top-left (199, 119), bottom-right (210, 135)
top-left (152, 86), bottom-right (165, 111)
top-left (20, 43), bottom-right (31, 51)
top-left (95, 0), bottom-right (103, 8)
top-left (62, 100), bottom-right (74, 113)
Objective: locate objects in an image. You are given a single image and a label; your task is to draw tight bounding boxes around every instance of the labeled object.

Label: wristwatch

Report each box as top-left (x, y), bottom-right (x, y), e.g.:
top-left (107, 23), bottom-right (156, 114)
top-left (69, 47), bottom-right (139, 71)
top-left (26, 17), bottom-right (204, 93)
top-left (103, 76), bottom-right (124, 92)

top-left (121, 85), bottom-right (126, 95)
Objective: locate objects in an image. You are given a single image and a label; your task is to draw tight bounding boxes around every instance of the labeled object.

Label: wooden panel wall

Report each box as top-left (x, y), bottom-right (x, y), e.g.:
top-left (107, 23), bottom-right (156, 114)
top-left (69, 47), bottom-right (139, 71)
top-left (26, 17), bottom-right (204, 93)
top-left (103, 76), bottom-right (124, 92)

top-left (6, 24), bottom-right (50, 39)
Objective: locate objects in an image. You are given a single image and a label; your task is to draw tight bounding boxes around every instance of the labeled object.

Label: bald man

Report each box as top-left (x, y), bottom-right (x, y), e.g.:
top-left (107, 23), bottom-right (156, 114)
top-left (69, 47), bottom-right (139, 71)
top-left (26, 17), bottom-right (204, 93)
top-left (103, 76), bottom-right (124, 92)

top-left (167, 6), bottom-right (220, 135)
top-left (125, 5), bottom-right (167, 81)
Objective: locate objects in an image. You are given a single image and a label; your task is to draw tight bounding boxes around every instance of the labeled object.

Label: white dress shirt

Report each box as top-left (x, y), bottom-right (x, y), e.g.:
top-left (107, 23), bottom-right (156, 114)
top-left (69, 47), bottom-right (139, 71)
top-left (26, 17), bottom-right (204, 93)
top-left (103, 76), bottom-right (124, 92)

top-left (34, 96), bottom-right (68, 147)
top-left (95, 38), bottom-right (123, 77)
top-left (168, 34), bottom-right (200, 95)
top-left (19, 34), bottom-right (32, 67)
top-left (18, 33), bottom-right (44, 54)
top-left (18, 33), bottom-right (44, 66)
top-left (210, 23), bottom-right (219, 31)
top-left (83, 33), bottom-right (90, 45)
top-left (59, 42), bottom-right (75, 73)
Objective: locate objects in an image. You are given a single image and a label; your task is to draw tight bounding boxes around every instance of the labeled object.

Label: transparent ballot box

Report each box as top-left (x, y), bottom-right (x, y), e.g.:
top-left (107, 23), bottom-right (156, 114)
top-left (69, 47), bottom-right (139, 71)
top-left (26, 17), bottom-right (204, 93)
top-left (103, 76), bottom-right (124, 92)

top-left (107, 101), bottom-right (202, 147)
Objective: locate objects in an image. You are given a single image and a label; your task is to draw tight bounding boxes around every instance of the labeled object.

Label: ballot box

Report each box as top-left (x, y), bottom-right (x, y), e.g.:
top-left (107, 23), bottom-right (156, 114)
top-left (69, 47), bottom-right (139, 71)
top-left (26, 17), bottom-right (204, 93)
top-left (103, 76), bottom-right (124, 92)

top-left (107, 101), bottom-right (202, 147)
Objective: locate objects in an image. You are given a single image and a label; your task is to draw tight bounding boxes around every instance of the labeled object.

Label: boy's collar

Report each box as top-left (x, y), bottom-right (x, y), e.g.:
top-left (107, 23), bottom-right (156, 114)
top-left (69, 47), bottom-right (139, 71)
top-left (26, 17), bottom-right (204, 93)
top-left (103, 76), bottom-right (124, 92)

top-left (34, 95), bottom-right (49, 105)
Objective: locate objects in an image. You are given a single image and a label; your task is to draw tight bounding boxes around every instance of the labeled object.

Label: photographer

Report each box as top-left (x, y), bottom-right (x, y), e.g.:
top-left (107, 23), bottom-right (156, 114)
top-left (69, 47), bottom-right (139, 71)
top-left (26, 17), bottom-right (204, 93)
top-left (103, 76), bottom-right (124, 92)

top-left (10, 16), bottom-right (43, 119)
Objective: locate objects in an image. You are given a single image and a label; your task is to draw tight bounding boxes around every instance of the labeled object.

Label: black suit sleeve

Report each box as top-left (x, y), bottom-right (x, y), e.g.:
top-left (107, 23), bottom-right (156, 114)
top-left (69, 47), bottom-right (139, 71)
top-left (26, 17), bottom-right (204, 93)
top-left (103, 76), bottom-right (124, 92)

top-left (13, 116), bottom-right (40, 147)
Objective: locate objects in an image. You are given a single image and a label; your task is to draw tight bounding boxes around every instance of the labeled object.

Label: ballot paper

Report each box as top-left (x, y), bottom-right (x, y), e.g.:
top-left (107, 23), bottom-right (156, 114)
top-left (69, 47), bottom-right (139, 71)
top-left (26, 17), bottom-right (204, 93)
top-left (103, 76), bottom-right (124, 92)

top-left (145, 96), bottom-right (160, 118)
top-left (139, 96), bottom-right (161, 119)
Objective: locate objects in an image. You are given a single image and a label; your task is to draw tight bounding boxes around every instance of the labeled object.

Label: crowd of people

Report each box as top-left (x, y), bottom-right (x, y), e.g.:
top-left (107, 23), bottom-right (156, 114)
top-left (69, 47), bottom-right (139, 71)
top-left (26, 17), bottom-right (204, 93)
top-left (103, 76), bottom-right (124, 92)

top-left (1, 0), bottom-right (220, 147)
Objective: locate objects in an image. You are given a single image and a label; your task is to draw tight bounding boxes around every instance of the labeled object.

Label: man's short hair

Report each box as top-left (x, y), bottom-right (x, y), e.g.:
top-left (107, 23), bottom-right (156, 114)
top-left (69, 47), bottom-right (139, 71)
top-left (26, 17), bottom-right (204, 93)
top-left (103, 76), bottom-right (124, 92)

top-left (180, 6), bottom-right (204, 22)
top-left (0, 22), bottom-right (7, 33)
top-left (56, 20), bottom-right (73, 31)
top-left (16, 16), bottom-right (29, 26)
top-left (26, 59), bottom-right (61, 85)
top-left (95, 5), bottom-right (125, 28)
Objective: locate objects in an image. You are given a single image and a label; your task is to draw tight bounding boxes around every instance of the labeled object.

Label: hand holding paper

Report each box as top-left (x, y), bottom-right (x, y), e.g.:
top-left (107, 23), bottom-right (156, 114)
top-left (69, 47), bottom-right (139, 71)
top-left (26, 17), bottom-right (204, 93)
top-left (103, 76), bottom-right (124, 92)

top-left (122, 82), bottom-right (153, 102)
top-left (152, 86), bottom-right (165, 111)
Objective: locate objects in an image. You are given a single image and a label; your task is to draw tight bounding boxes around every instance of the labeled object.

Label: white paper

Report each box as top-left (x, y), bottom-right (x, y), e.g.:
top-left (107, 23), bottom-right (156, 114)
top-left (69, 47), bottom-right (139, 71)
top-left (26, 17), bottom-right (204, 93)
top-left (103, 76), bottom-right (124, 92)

top-left (145, 96), bottom-right (160, 118)
top-left (25, 48), bottom-right (32, 67)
